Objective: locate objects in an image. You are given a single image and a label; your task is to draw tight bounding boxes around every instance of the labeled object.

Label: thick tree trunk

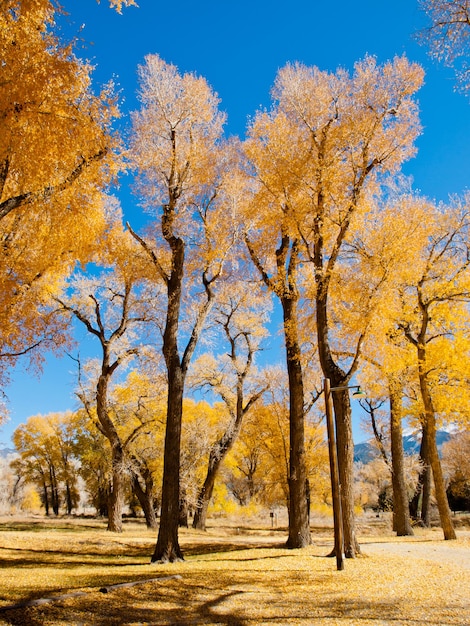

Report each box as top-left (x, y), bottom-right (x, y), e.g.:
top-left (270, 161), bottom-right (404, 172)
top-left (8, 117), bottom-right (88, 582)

top-left (282, 297), bottom-right (310, 549)
top-left (107, 445), bottom-right (125, 533)
top-left (418, 347), bottom-right (456, 540)
top-left (152, 364), bottom-right (185, 561)
top-left (389, 379), bottom-right (414, 536)
top-left (332, 390), bottom-right (360, 557)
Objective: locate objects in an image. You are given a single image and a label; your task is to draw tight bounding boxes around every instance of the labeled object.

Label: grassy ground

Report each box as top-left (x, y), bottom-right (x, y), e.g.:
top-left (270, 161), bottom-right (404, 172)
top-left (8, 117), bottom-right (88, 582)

top-left (0, 513), bottom-right (469, 625)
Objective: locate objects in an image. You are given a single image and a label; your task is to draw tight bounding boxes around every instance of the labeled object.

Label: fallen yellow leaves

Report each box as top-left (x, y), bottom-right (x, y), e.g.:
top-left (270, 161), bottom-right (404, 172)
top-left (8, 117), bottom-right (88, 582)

top-left (0, 518), bottom-right (468, 625)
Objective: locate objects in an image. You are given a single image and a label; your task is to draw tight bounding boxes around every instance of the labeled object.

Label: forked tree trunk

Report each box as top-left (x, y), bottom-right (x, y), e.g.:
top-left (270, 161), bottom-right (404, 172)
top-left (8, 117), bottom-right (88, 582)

top-left (389, 378), bottom-right (414, 536)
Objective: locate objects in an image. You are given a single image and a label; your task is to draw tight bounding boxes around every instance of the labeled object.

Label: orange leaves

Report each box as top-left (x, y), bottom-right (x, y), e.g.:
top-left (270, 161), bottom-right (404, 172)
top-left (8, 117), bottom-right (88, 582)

top-left (0, 0), bottom-right (122, 382)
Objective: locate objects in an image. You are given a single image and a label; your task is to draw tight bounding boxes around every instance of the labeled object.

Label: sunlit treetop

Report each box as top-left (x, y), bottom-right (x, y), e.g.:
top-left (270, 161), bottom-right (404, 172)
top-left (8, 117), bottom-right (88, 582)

top-left (419, 0), bottom-right (470, 92)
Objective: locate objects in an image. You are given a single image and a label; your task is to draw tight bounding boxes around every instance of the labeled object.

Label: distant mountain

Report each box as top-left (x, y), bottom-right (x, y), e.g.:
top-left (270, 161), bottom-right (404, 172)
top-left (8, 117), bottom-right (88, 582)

top-left (0, 447), bottom-right (16, 459)
top-left (354, 430), bottom-right (452, 464)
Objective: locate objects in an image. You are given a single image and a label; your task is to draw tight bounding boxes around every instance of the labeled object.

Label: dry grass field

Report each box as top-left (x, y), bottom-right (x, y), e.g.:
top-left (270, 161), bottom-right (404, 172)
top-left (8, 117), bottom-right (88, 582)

top-left (0, 513), bottom-right (469, 625)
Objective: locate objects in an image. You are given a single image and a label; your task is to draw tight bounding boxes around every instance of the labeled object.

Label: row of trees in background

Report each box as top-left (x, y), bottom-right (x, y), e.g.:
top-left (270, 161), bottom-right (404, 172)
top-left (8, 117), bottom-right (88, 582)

top-left (1, 0), bottom-right (470, 561)
top-left (7, 404), bottom-right (470, 524)
top-left (9, 394), bottom-right (329, 523)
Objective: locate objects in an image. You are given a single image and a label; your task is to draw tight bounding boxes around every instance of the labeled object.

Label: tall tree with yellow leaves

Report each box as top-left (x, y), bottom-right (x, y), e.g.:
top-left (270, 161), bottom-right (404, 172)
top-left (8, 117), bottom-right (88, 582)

top-left (244, 56), bottom-right (422, 555)
top-left (129, 55), bottom-right (240, 561)
top-left (12, 412), bottom-right (80, 516)
top-left (0, 0), bottom-right (120, 387)
top-left (395, 197), bottom-right (470, 540)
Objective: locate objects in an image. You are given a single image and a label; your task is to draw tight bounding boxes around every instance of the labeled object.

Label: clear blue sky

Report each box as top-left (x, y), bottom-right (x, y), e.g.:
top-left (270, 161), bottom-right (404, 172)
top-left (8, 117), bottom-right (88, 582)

top-left (1, 0), bottom-right (469, 447)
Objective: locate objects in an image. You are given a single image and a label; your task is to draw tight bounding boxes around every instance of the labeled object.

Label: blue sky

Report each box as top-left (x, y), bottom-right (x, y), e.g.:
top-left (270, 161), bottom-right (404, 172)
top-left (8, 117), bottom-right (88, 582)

top-left (2, 0), bottom-right (469, 447)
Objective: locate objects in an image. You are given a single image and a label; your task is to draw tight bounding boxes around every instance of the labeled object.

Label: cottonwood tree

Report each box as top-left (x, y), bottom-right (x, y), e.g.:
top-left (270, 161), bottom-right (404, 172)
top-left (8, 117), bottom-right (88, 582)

top-left (418, 0), bottom-right (470, 93)
top-left (57, 227), bottom-right (158, 532)
top-left (395, 198), bottom-right (470, 540)
top-left (346, 197), bottom-right (427, 536)
top-left (0, 0), bottom-right (120, 387)
top-left (189, 282), bottom-right (270, 530)
top-left (12, 412), bottom-right (79, 515)
top-left (243, 106), bottom-right (315, 548)
top-left (129, 55), bottom-right (240, 561)
top-left (244, 56), bottom-right (422, 555)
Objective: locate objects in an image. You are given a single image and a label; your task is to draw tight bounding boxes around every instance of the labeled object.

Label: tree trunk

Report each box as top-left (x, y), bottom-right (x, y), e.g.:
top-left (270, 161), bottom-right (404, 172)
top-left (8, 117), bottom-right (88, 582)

top-left (282, 296), bottom-right (310, 549)
top-left (107, 444), bottom-right (125, 533)
top-left (131, 468), bottom-right (158, 530)
top-left (424, 410), bottom-right (456, 539)
top-left (418, 346), bottom-right (456, 540)
top-left (152, 363), bottom-right (185, 561)
top-left (389, 379), bottom-right (414, 536)
top-left (42, 478), bottom-right (50, 516)
top-left (193, 400), bottom-right (248, 530)
top-left (96, 365), bottom-right (126, 534)
top-left (179, 491), bottom-right (189, 528)
top-left (409, 422), bottom-right (431, 525)
top-left (421, 458), bottom-right (432, 526)
top-left (193, 451), bottom-right (221, 531)
top-left (65, 482), bottom-right (73, 515)
top-left (50, 466), bottom-right (60, 515)
top-left (332, 389), bottom-right (360, 557)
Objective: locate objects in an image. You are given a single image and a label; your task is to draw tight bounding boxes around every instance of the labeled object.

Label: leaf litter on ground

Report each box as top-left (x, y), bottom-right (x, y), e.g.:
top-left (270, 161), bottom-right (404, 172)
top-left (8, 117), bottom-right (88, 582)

top-left (0, 515), bottom-right (468, 625)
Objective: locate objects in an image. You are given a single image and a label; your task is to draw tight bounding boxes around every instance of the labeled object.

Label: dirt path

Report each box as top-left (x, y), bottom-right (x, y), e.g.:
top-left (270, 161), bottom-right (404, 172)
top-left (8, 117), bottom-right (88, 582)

top-left (362, 532), bottom-right (470, 570)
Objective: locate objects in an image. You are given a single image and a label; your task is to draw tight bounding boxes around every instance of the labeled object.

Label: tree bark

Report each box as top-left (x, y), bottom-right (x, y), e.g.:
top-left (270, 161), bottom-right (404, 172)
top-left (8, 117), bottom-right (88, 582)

top-left (130, 467), bottom-right (158, 530)
top-left (245, 232), bottom-right (310, 548)
top-left (316, 282), bottom-right (359, 557)
top-left (331, 389), bottom-right (360, 557)
top-left (152, 233), bottom-right (186, 562)
top-left (282, 296), bottom-right (310, 549)
top-left (193, 444), bottom-right (228, 531)
top-left (417, 344), bottom-right (456, 540)
top-left (389, 378), bottom-right (414, 536)
top-left (152, 363), bottom-right (185, 561)
top-left (107, 444), bottom-right (125, 533)
top-left (409, 422), bottom-right (431, 526)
